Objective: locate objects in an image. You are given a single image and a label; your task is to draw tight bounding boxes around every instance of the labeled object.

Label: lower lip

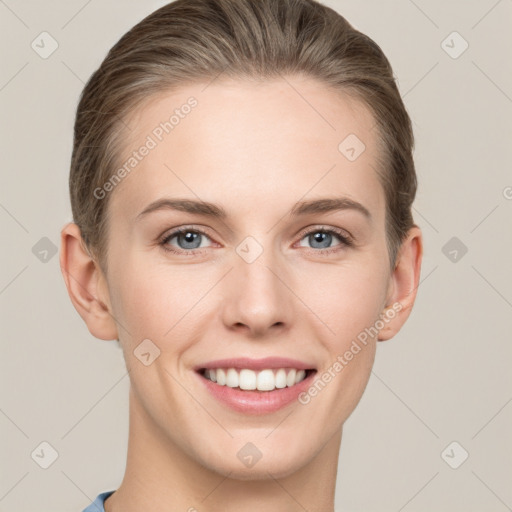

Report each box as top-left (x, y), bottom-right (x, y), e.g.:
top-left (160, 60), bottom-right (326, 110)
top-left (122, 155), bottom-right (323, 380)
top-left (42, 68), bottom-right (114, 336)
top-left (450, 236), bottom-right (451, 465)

top-left (196, 370), bottom-right (317, 414)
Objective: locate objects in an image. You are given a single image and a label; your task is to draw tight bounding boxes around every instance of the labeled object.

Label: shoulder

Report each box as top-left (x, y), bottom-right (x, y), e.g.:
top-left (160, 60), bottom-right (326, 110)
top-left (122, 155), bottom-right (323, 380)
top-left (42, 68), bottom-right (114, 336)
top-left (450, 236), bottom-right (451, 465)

top-left (82, 490), bottom-right (115, 512)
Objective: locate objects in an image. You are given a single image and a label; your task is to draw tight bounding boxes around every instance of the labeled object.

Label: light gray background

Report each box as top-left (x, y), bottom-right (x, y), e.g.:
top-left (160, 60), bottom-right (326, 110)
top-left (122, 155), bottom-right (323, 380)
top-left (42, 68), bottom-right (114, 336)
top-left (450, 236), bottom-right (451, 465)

top-left (1, 0), bottom-right (511, 511)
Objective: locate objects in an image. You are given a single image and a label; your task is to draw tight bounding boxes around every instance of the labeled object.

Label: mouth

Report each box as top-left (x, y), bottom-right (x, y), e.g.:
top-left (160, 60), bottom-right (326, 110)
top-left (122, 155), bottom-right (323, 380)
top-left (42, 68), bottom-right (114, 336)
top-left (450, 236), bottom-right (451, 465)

top-left (194, 367), bottom-right (317, 415)
top-left (193, 358), bottom-right (318, 414)
top-left (197, 367), bottom-right (317, 392)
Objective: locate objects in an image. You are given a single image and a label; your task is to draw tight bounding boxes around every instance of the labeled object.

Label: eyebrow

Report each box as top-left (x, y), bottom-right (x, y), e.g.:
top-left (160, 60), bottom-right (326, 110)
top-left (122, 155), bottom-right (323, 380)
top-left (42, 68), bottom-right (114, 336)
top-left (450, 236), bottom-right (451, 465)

top-left (135, 197), bottom-right (371, 222)
top-left (290, 197), bottom-right (371, 219)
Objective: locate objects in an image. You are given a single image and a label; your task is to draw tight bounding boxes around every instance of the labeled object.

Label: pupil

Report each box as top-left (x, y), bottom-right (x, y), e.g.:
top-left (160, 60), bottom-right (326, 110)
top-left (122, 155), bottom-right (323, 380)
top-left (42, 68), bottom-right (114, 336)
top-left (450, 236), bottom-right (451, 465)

top-left (311, 231), bottom-right (331, 248)
top-left (179, 231), bottom-right (201, 249)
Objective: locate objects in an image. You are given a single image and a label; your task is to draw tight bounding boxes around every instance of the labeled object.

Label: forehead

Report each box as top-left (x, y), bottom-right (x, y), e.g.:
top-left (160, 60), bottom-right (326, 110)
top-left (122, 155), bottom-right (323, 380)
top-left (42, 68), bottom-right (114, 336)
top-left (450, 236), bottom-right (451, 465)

top-left (109, 76), bottom-right (385, 221)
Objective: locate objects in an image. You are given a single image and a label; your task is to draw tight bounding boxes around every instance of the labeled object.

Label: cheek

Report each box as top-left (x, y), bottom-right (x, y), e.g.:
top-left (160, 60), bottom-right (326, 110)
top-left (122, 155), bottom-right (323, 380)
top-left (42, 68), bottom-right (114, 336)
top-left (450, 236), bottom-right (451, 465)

top-left (296, 259), bottom-right (388, 346)
top-left (290, 260), bottom-right (385, 405)
top-left (295, 266), bottom-right (382, 425)
top-left (109, 261), bottom-right (215, 346)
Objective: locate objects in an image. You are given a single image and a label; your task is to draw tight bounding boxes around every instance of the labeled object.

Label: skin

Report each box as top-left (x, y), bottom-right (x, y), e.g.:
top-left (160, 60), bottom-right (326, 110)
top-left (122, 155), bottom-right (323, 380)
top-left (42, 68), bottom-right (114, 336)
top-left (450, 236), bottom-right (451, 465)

top-left (60, 76), bottom-right (422, 512)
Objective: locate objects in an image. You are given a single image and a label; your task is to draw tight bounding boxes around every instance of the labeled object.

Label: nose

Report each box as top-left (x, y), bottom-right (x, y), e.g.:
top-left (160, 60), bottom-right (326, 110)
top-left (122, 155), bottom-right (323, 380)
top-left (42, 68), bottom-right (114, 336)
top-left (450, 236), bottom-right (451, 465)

top-left (220, 244), bottom-right (293, 338)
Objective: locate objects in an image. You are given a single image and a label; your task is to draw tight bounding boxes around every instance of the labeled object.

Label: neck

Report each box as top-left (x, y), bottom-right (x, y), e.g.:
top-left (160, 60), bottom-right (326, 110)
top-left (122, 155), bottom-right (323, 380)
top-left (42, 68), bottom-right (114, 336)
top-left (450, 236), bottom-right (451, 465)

top-left (105, 386), bottom-right (341, 512)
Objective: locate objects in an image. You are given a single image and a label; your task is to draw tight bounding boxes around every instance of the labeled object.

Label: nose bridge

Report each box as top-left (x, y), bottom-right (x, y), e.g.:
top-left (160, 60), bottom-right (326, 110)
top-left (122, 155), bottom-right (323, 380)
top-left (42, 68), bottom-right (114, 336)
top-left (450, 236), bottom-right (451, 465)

top-left (221, 235), bottom-right (292, 335)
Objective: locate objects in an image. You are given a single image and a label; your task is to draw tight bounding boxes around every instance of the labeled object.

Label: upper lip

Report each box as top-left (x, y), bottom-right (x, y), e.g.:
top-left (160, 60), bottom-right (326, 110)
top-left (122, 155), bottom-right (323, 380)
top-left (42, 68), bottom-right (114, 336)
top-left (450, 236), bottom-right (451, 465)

top-left (194, 357), bottom-right (316, 372)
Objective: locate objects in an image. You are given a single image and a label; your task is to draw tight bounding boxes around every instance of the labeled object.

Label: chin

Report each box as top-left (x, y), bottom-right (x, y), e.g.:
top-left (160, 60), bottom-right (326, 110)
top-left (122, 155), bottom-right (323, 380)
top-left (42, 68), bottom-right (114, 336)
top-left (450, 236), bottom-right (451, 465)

top-left (198, 439), bottom-right (316, 481)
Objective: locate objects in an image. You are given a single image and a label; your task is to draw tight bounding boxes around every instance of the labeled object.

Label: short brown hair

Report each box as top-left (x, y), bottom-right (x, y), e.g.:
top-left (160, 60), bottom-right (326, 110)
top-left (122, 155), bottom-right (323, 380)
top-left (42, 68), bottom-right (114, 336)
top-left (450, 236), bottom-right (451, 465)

top-left (69, 0), bottom-right (417, 272)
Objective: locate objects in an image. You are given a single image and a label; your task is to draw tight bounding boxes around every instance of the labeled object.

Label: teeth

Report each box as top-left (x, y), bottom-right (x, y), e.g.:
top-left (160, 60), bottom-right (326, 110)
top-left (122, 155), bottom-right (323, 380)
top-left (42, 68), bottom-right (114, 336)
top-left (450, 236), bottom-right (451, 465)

top-left (256, 369), bottom-right (274, 391)
top-left (216, 368), bottom-right (226, 386)
top-left (286, 369), bottom-right (296, 387)
top-left (275, 368), bottom-right (287, 388)
top-left (202, 367), bottom-right (310, 391)
top-left (226, 368), bottom-right (239, 388)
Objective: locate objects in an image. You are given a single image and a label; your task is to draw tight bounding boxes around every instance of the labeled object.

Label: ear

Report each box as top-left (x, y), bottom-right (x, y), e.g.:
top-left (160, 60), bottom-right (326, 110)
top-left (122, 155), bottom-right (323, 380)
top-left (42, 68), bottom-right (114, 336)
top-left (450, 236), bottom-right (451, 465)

top-left (378, 226), bottom-right (423, 341)
top-left (59, 222), bottom-right (118, 341)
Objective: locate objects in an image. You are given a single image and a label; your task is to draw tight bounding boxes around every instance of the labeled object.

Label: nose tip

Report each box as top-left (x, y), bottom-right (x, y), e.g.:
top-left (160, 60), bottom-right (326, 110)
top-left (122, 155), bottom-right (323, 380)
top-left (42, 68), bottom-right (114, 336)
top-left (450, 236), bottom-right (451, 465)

top-left (221, 249), bottom-right (292, 337)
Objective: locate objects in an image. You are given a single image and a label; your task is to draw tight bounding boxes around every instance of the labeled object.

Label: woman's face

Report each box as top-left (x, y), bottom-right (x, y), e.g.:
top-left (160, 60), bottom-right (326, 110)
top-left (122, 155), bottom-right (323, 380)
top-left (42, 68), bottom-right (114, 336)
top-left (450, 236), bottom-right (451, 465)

top-left (102, 76), bottom-right (398, 478)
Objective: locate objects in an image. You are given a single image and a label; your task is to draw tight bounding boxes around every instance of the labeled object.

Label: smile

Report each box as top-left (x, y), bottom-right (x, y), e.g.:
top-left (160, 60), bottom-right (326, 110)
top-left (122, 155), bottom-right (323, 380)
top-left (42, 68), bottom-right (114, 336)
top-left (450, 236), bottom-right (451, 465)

top-left (200, 367), bottom-right (313, 391)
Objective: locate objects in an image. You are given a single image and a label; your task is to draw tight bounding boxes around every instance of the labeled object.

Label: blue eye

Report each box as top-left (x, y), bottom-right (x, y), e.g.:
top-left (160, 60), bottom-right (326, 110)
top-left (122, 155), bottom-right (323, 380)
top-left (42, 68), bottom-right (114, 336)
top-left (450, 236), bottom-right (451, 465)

top-left (298, 228), bottom-right (352, 252)
top-left (159, 226), bottom-right (353, 256)
top-left (160, 228), bottom-right (213, 254)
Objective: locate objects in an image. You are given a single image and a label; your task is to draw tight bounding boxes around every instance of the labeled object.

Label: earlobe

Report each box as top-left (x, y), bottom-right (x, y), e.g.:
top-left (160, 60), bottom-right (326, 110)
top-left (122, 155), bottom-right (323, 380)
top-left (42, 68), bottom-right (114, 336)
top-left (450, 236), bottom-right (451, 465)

top-left (59, 222), bottom-right (119, 341)
top-left (377, 226), bottom-right (423, 341)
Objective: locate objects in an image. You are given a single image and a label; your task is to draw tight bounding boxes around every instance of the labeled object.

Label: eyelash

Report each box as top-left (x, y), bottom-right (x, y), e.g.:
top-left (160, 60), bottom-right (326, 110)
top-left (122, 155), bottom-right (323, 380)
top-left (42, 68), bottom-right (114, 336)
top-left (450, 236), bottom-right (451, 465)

top-left (158, 225), bottom-right (354, 256)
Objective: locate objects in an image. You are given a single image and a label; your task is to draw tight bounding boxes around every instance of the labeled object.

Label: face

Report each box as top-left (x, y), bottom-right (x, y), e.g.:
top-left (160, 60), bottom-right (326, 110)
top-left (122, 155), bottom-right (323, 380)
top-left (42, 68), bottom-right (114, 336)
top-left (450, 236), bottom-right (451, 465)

top-left (102, 77), bottom-right (394, 478)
